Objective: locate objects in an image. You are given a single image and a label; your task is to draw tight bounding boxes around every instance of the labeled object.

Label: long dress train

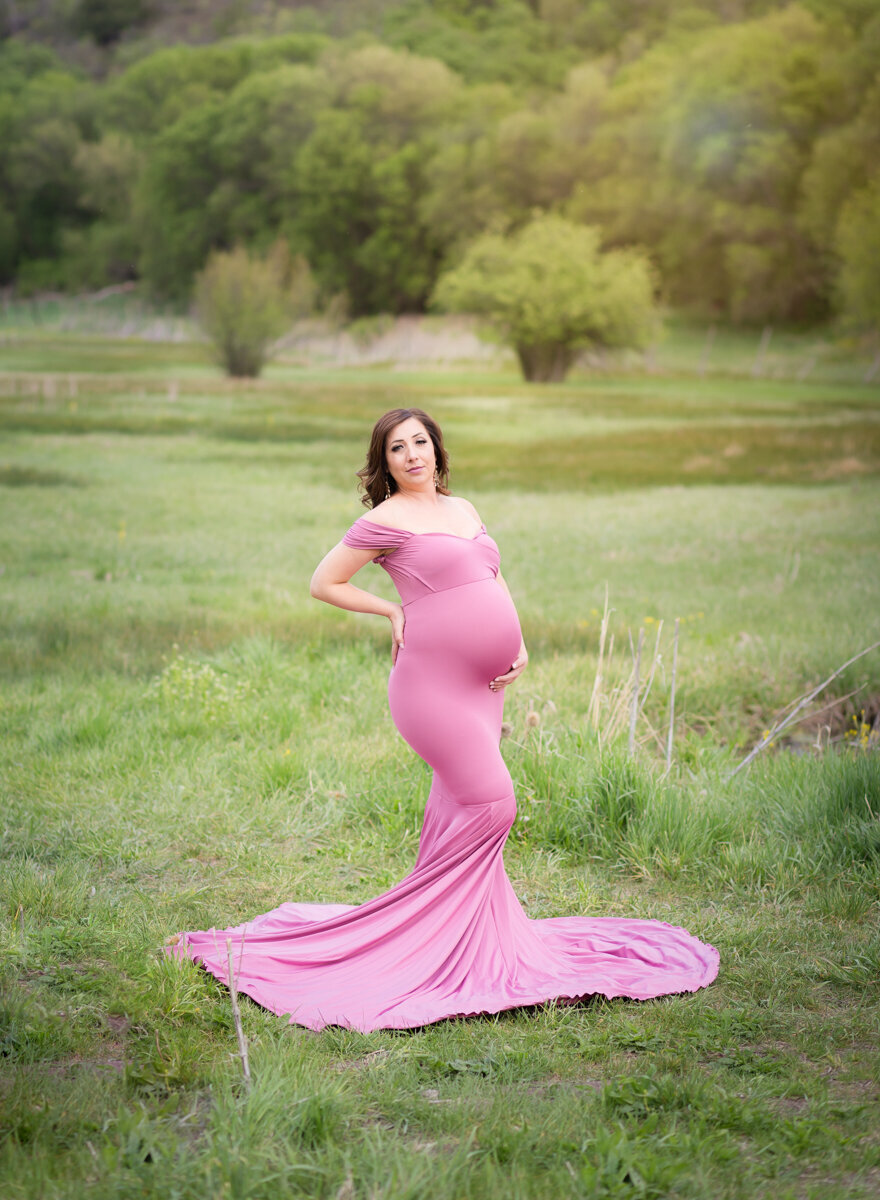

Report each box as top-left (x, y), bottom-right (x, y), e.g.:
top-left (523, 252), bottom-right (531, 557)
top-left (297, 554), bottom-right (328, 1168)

top-left (168, 517), bottom-right (719, 1031)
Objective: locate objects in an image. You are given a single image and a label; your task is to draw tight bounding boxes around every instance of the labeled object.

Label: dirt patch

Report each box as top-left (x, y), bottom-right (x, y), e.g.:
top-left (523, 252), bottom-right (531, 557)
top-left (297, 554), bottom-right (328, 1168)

top-left (783, 691), bottom-right (880, 753)
top-left (523, 1074), bottom-right (604, 1099)
top-left (333, 1048), bottom-right (391, 1072)
top-left (737, 691), bottom-right (880, 757)
top-left (8, 1052), bottom-right (127, 1080)
top-left (813, 456), bottom-right (871, 481)
top-left (683, 455), bottom-right (725, 473)
top-left (765, 1095), bottom-right (811, 1114)
top-left (795, 1166), bottom-right (880, 1200)
top-left (826, 1078), bottom-right (878, 1104)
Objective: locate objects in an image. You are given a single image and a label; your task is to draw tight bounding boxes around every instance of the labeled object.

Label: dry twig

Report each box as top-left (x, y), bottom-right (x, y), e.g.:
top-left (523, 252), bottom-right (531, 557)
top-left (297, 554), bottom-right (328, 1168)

top-left (728, 639), bottom-right (880, 778)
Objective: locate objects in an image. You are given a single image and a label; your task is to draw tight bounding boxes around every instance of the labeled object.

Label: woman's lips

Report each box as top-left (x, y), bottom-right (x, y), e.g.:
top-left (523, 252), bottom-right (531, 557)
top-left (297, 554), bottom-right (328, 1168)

top-left (407, 466), bottom-right (424, 473)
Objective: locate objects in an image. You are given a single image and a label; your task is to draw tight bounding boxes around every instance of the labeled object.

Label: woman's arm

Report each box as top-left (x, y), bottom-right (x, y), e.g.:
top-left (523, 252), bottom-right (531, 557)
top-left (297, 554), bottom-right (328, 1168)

top-left (310, 543), bottom-right (406, 664)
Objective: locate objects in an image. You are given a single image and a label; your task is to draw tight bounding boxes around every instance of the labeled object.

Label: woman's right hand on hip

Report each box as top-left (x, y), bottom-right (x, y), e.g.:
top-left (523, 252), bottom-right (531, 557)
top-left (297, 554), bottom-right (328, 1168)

top-left (389, 605), bottom-right (406, 666)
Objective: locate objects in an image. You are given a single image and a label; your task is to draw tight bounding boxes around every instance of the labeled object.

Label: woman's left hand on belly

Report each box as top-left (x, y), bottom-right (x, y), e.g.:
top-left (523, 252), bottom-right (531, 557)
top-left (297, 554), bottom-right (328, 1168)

top-left (489, 641), bottom-right (528, 692)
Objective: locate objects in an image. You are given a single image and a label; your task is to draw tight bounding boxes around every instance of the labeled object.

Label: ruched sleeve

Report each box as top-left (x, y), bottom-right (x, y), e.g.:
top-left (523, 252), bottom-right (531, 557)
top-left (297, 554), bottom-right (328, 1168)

top-left (342, 516), bottom-right (412, 563)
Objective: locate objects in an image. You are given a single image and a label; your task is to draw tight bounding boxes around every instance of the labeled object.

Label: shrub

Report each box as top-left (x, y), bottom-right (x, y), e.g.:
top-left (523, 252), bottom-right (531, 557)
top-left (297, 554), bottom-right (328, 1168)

top-left (432, 215), bottom-right (658, 382)
top-left (194, 244), bottom-right (312, 378)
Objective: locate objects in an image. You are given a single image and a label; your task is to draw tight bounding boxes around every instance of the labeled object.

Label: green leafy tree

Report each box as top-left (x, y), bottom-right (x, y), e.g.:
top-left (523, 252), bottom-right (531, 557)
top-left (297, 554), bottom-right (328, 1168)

top-left (131, 61), bottom-right (329, 299)
top-left (100, 36), bottom-right (328, 139)
top-left (0, 204), bottom-right (16, 282)
top-left (210, 63), bottom-right (330, 247)
top-left (569, 6), bottom-right (852, 321)
top-left (419, 82), bottom-right (516, 251)
top-left (72, 0), bottom-right (152, 46)
top-left (383, 0), bottom-right (573, 87)
top-left (834, 173), bottom-right (880, 333)
top-left (799, 77), bottom-right (880, 263)
top-left (432, 215), bottom-right (657, 381)
top-left (134, 101), bottom-right (226, 299)
top-left (0, 67), bottom-right (93, 287)
top-left (102, 44), bottom-right (260, 139)
top-left (194, 243), bottom-right (312, 378)
top-left (294, 45), bottom-right (460, 314)
top-left (65, 132), bottom-right (141, 286)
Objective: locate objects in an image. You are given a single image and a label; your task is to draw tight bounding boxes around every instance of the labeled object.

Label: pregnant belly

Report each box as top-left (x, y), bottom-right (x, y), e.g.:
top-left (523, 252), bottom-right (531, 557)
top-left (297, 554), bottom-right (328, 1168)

top-left (395, 576), bottom-right (522, 683)
top-left (388, 577), bottom-right (521, 801)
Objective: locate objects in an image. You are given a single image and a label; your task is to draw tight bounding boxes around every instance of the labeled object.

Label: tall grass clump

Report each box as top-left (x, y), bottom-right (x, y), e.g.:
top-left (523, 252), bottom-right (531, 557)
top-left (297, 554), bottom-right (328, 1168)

top-left (511, 717), bottom-right (880, 895)
top-left (526, 745), bottom-right (657, 861)
top-left (616, 781), bottom-right (742, 881)
top-left (518, 739), bottom-right (744, 883)
top-left (763, 752), bottom-right (880, 874)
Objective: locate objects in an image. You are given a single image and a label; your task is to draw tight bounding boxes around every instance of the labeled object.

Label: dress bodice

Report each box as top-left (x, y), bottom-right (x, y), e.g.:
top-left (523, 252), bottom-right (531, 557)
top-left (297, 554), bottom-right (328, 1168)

top-left (342, 515), bottom-right (501, 606)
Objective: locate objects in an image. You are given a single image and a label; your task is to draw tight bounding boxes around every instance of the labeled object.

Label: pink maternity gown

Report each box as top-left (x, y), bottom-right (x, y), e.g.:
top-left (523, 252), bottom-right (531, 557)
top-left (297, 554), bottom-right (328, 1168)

top-left (169, 516), bottom-right (719, 1031)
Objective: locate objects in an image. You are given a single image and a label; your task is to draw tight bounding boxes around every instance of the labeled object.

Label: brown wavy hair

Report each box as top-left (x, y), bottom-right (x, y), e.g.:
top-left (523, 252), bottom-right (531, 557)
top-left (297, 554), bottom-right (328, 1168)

top-left (357, 408), bottom-right (451, 509)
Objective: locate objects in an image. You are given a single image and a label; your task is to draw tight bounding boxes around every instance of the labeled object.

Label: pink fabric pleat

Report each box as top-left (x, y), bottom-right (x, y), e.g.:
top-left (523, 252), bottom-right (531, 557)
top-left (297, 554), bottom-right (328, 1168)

top-left (168, 517), bottom-right (719, 1031)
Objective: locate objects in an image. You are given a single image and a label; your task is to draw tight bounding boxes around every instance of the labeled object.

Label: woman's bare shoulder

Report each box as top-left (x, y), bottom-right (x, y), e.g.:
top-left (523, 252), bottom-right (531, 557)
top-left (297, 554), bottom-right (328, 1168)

top-left (359, 498), bottom-right (400, 528)
top-left (447, 495), bottom-right (482, 522)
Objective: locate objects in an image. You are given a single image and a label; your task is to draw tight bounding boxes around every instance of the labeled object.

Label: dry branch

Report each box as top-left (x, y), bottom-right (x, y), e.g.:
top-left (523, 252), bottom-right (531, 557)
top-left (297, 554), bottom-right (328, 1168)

top-left (637, 620), bottom-right (664, 718)
top-left (728, 639), bottom-right (880, 778)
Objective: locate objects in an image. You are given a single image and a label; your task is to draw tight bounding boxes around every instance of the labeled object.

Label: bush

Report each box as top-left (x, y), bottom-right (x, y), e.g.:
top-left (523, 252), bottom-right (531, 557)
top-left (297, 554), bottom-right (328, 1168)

top-left (432, 215), bottom-right (658, 382)
top-left (194, 244), bottom-right (312, 378)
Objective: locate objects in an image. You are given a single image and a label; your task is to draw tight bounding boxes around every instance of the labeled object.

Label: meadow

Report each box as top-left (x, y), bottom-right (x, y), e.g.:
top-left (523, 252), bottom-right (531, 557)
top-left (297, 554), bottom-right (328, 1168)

top-left (1, 327), bottom-right (879, 1199)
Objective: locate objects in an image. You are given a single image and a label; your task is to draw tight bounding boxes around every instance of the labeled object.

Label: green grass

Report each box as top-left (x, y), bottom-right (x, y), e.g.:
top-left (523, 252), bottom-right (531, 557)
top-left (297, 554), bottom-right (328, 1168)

top-left (1, 340), bottom-right (879, 1199)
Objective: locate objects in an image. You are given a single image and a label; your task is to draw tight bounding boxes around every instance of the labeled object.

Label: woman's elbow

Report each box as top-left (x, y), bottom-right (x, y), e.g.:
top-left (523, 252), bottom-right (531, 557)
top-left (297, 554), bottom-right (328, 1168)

top-left (309, 571), bottom-right (326, 600)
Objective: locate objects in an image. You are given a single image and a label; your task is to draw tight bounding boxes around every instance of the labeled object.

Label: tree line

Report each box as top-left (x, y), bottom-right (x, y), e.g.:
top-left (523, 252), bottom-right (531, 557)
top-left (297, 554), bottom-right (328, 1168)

top-left (1, 0), bottom-right (878, 333)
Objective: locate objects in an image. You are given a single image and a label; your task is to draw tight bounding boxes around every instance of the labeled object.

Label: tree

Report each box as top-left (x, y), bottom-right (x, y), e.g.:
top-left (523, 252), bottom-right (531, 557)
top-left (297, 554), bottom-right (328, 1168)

top-left (294, 45), bottom-right (460, 314)
top-left (72, 0), bottom-right (152, 46)
top-left (134, 101), bottom-right (227, 299)
top-left (65, 133), bottom-right (141, 286)
top-left (432, 215), bottom-right (657, 381)
top-left (834, 173), bottom-right (880, 334)
top-left (194, 244), bottom-right (312, 378)
top-left (569, 6), bottom-right (852, 321)
top-left (799, 77), bottom-right (880, 269)
top-left (0, 67), bottom-right (93, 288)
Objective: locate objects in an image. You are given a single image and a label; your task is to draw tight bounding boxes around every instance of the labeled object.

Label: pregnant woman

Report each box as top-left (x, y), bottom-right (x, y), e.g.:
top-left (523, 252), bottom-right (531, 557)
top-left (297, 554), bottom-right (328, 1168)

top-left (169, 408), bottom-right (719, 1030)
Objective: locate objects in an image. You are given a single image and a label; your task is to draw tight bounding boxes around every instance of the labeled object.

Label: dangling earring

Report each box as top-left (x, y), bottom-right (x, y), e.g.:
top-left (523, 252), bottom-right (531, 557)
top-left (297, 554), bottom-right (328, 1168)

top-left (433, 468), bottom-right (440, 490)
top-left (384, 475), bottom-right (391, 500)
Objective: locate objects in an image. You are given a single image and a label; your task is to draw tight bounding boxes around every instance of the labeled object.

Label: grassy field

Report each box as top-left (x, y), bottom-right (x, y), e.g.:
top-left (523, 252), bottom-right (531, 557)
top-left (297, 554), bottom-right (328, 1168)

top-left (1, 336), bottom-right (879, 1199)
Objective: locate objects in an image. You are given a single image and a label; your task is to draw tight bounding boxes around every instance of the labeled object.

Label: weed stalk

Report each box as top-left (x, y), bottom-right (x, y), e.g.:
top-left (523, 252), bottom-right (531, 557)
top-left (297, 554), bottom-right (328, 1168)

top-left (665, 618), bottom-right (680, 775)
top-left (226, 937), bottom-right (252, 1091)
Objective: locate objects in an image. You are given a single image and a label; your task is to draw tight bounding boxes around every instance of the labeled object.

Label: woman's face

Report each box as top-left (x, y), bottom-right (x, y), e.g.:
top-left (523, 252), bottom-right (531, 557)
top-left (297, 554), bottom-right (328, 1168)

top-left (385, 417), bottom-right (436, 492)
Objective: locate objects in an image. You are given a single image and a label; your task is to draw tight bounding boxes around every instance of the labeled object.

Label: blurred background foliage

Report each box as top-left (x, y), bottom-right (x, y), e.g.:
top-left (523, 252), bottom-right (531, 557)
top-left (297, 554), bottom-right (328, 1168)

top-left (0, 0), bottom-right (878, 333)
